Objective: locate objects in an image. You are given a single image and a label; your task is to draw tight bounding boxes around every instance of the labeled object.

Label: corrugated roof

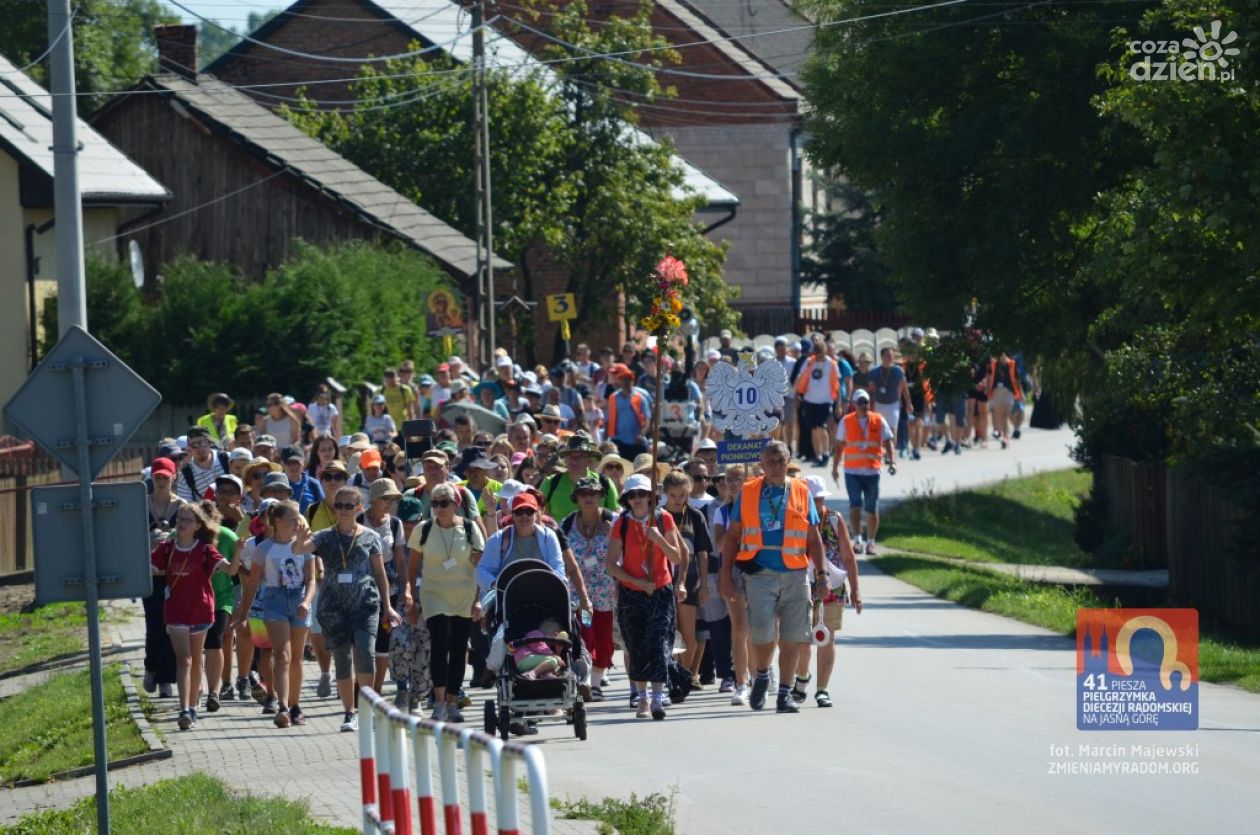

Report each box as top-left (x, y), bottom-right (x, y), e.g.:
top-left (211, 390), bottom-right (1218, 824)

top-left (363, 0), bottom-right (739, 207)
top-left (148, 73), bottom-right (506, 278)
top-left (0, 54), bottom-right (169, 203)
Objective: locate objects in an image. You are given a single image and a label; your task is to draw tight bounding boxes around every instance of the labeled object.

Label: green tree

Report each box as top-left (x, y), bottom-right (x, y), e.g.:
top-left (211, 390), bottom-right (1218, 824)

top-left (802, 180), bottom-right (896, 313)
top-left (799, 0), bottom-right (1153, 356)
top-left (287, 0), bottom-right (734, 363)
top-left (0, 0), bottom-right (177, 115)
top-left (197, 20), bottom-right (240, 67)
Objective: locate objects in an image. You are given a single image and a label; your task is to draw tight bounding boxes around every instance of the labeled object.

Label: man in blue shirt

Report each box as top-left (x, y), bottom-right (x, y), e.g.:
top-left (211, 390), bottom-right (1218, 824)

top-left (720, 441), bottom-right (828, 714)
top-left (607, 363), bottom-right (653, 460)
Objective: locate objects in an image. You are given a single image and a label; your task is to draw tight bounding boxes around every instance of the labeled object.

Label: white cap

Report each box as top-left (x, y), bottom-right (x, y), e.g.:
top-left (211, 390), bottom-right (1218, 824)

top-left (176, 435), bottom-right (188, 451)
top-left (719, 329), bottom-right (733, 339)
top-left (853, 388), bottom-right (871, 403)
top-left (706, 349), bottom-right (721, 361)
top-left (911, 327), bottom-right (925, 339)
top-left (697, 437), bottom-right (718, 451)
top-left (229, 447), bottom-right (254, 463)
top-left (496, 355), bottom-right (513, 368)
top-left (804, 475), bottom-right (829, 499)
top-left (621, 473), bottom-right (652, 494)
top-left (497, 479), bottom-right (528, 504)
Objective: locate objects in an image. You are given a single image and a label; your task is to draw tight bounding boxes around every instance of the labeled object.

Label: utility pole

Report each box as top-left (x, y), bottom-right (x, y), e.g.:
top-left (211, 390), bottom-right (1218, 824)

top-left (48, 0), bottom-right (87, 336)
top-left (46, 6), bottom-right (104, 833)
top-left (471, 1), bottom-right (496, 365)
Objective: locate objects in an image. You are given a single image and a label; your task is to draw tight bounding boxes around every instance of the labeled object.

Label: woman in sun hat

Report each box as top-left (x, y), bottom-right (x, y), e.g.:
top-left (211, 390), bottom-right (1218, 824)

top-left (604, 473), bottom-right (683, 720)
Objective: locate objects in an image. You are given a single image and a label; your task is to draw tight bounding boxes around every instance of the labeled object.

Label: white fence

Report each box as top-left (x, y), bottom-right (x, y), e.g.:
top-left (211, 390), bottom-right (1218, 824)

top-left (357, 688), bottom-right (550, 835)
top-left (702, 328), bottom-right (915, 359)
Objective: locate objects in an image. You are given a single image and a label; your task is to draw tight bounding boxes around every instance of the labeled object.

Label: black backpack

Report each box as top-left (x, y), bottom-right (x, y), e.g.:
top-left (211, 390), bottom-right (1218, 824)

top-left (417, 517), bottom-right (475, 547)
top-left (560, 508), bottom-right (615, 538)
top-left (181, 451), bottom-right (230, 499)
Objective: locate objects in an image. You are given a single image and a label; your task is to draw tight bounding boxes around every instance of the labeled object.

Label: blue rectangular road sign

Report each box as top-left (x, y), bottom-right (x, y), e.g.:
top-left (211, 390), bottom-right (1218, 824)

top-left (717, 437), bottom-right (769, 464)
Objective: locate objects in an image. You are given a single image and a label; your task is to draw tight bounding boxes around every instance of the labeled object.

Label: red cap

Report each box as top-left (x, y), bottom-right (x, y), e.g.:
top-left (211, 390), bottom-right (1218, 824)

top-left (511, 493), bottom-right (539, 513)
top-left (437, 363), bottom-right (450, 372)
top-left (151, 457), bottom-right (177, 479)
top-left (609, 363), bottom-right (633, 379)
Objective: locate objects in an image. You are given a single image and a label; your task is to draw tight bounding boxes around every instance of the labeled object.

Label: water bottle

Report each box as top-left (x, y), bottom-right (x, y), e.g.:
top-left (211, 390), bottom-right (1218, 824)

top-left (580, 609), bottom-right (592, 629)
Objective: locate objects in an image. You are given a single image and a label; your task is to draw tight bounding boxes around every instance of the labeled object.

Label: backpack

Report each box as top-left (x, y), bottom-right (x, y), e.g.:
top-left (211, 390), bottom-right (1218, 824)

top-left (418, 517), bottom-right (475, 547)
top-left (543, 472), bottom-right (613, 511)
top-left (181, 451), bottom-right (230, 499)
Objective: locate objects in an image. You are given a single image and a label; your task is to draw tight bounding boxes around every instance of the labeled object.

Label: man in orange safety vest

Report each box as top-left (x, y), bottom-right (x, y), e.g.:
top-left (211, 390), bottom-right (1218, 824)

top-left (830, 389), bottom-right (896, 555)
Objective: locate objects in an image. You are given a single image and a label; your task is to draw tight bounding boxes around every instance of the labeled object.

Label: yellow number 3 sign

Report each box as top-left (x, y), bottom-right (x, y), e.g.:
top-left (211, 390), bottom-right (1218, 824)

top-left (546, 293), bottom-right (577, 321)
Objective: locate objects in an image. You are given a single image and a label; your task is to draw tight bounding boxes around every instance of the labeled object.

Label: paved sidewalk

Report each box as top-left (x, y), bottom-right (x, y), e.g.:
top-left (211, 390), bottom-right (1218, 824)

top-left (880, 550), bottom-right (1170, 588)
top-left (0, 599), bottom-right (598, 833)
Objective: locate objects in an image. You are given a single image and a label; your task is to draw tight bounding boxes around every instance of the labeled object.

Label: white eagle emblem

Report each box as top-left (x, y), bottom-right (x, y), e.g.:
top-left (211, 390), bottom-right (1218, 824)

top-left (706, 355), bottom-right (787, 436)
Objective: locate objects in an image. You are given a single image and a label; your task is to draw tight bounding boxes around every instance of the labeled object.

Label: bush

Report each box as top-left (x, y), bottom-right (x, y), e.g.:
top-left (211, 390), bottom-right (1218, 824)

top-left (46, 241), bottom-right (452, 416)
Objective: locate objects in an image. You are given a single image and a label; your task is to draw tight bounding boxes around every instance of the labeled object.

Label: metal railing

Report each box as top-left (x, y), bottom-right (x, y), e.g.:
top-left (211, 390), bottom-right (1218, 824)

top-left (357, 688), bottom-right (550, 835)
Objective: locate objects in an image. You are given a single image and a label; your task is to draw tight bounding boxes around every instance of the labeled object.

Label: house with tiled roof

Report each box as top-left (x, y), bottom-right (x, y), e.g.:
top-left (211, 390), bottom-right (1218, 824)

top-left (0, 53), bottom-right (170, 407)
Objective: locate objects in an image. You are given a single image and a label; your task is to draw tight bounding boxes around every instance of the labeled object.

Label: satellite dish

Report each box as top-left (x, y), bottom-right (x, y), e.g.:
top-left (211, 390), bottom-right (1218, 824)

top-left (128, 240), bottom-right (144, 289)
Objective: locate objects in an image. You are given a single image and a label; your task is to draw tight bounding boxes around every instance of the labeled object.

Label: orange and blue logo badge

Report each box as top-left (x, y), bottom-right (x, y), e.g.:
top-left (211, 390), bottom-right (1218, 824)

top-left (1077, 608), bottom-right (1198, 731)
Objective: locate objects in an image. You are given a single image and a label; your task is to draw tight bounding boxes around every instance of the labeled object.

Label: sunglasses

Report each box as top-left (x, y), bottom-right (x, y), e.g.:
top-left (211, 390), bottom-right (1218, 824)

top-left (691, 475), bottom-right (710, 482)
top-left (431, 499), bottom-right (455, 508)
top-left (321, 472), bottom-right (348, 482)
top-left (625, 491), bottom-right (650, 500)
top-left (175, 515), bottom-right (198, 524)
top-left (604, 464), bottom-right (624, 471)
top-left (333, 502), bottom-right (359, 511)
top-left (189, 441), bottom-right (210, 450)
top-left (576, 491), bottom-right (601, 498)
top-left (512, 508), bottom-right (537, 517)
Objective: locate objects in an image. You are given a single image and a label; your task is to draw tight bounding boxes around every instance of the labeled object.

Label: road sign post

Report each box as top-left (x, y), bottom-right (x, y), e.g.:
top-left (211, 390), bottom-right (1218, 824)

top-left (4, 327), bottom-right (161, 834)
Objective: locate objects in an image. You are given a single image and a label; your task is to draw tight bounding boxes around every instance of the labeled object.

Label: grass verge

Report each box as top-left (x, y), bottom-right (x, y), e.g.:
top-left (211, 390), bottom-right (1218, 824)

top-left (556, 791), bottom-right (677, 835)
top-left (0, 773), bottom-right (356, 834)
top-left (0, 664), bottom-right (147, 784)
top-left (875, 554), bottom-right (1260, 693)
top-left (879, 468), bottom-right (1101, 567)
top-left (0, 604), bottom-right (90, 675)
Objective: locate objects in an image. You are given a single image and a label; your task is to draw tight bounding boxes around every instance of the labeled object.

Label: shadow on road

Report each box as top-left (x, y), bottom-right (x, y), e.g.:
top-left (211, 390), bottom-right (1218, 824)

top-left (842, 632), bottom-right (1071, 651)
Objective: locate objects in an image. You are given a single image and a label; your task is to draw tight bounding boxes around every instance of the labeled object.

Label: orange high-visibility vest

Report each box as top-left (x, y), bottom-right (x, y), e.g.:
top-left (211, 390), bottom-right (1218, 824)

top-left (986, 358), bottom-right (1023, 400)
top-left (841, 410), bottom-right (887, 471)
top-left (607, 390), bottom-right (648, 434)
top-left (734, 476), bottom-right (812, 570)
top-left (794, 356), bottom-right (840, 402)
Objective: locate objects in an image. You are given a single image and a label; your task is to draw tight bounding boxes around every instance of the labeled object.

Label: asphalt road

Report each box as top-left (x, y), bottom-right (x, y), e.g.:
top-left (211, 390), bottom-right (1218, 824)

top-left (530, 426), bottom-right (1260, 834)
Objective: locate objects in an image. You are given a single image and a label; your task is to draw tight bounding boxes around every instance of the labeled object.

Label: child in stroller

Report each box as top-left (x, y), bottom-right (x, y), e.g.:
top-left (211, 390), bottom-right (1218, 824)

top-left (513, 618), bottom-right (569, 678)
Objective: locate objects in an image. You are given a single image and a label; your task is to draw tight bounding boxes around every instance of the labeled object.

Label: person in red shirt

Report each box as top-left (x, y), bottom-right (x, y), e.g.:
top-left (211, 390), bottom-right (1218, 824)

top-left (151, 502), bottom-right (230, 730)
top-left (604, 473), bottom-right (683, 720)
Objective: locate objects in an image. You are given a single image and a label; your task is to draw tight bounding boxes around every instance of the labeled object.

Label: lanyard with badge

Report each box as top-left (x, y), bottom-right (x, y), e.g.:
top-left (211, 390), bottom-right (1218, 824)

top-left (336, 530), bottom-right (359, 584)
top-left (762, 485), bottom-right (785, 532)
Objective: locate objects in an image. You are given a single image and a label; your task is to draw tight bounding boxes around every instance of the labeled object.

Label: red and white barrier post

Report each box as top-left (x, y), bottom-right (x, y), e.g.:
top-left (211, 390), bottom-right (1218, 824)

top-left (358, 689), bottom-right (379, 833)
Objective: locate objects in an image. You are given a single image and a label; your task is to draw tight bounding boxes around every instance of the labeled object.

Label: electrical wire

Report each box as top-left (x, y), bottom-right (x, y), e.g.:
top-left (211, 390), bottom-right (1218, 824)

top-left (12, 6), bottom-right (78, 73)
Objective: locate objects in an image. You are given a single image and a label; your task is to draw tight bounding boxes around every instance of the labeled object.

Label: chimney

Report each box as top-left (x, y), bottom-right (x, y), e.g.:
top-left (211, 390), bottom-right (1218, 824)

top-left (154, 24), bottom-right (198, 81)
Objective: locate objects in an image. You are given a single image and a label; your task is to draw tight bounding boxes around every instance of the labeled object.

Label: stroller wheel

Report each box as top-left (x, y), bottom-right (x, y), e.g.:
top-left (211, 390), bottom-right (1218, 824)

top-left (574, 703), bottom-right (587, 741)
top-left (484, 700), bottom-right (497, 735)
top-left (499, 706), bottom-right (512, 742)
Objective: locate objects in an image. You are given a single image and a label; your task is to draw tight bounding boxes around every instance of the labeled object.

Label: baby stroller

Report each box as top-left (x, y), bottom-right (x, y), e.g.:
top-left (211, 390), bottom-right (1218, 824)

top-left (482, 559), bottom-right (587, 741)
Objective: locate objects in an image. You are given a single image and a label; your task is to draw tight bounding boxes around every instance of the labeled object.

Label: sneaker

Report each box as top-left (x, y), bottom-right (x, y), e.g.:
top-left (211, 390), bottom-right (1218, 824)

top-left (719, 677), bottom-right (734, 694)
top-left (1012, 428), bottom-right (1022, 440)
top-left (303, 644), bottom-right (316, 662)
top-left (394, 686), bottom-right (409, 710)
top-left (289, 705), bottom-right (306, 726)
top-left (446, 705), bottom-right (464, 723)
top-left (1000, 439), bottom-right (1008, 450)
top-left (432, 702), bottom-right (448, 722)
top-left (661, 693), bottom-right (671, 707)
top-left (189, 708), bottom-right (199, 727)
top-left (790, 676), bottom-right (810, 704)
top-left (205, 691), bottom-right (220, 713)
top-left (235, 676), bottom-right (249, 701)
top-left (731, 684), bottom-right (749, 706)
top-left (942, 441), bottom-right (953, 455)
top-left (776, 693), bottom-right (800, 714)
top-left (600, 676), bottom-right (611, 687)
top-left (864, 542), bottom-right (877, 555)
top-left (262, 697), bottom-right (277, 715)
top-left (316, 672), bottom-right (332, 699)
top-left (749, 676), bottom-right (770, 711)
top-left (635, 698), bottom-right (650, 719)
top-left (954, 443), bottom-right (962, 455)
top-left (629, 691), bottom-right (639, 709)
top-left (926, 438), bottom-right (938, 451)
top-left (177, 709), bottom-right (192, 731)
top-left (250, 675), bottom-right (268, 705)
top-left (590, 686), bottom-right (604, 702)
top-left (651, 699), bottom-right (666, 721)
top-left (158, 683), bottom-right (173, 698)
top-left (274, 708), bottom-right (291, 728)
top-left (341, 712), bottom-right (358, 733)
top-left (911, 449), bottom-right (922, 461)
top-left (816, 690), bottom-right (834, 708)
top-left (143, 670), bottom-right (157, 693)
top-left (457, 689), bottom-right (473, 709)
top-left (218, 682), bottom-right (234, 701)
